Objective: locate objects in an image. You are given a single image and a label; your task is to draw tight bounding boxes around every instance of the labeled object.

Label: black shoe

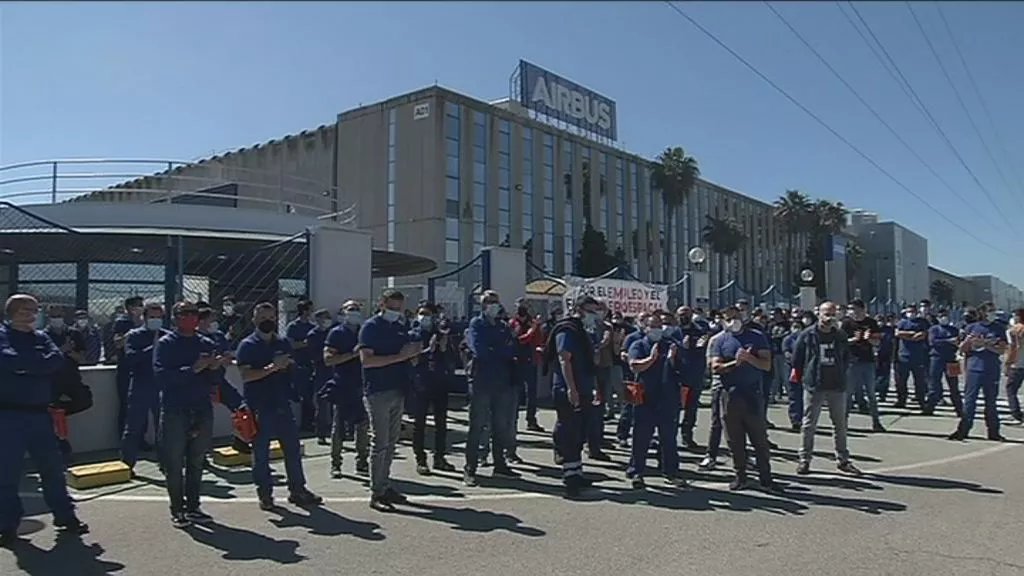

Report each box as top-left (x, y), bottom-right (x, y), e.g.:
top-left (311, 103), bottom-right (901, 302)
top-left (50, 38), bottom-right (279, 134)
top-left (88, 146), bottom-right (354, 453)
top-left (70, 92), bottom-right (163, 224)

top-left (493, 465), bottom-right (520, 478)
top-left (370, 494), bottom-right (395, 512)
top-left (796, 462), bottom-right (811, 475)
top-left (54, 516), bottom-right (89, 535)
top-left (288, 489), bottom-right (323, 507)
top-left (893, 401), bottom-right (907, 409)
top-left (790, 424), bottom-right (801, 433)
top-left (355, 459), bottom-right (369, 475)
top-left (682, 437), bottom-right (701, 452)
top-left (506, 453), bottom-right (525, 465)
top-left (588, 450), bottom-right (612, 462)
top-left (416, 461), bottom-right (431, 475)
top-left (872, 421), bottom-right (887, 433)
top-left (383, 488), bottom-right (408, 505)
top-left (170, 513), bottom-right (191, 529)
top-left (433, 456), bottom-right (456, 472)
top-left (0, 528), bottom-right (18, 547)
top-left (527, 421), bottom-right (545, 433)
top-left (761, 482), bottom-right (785, 496)
top-left (666, 475), bottom-right (690, 489)
top-left (629, 476), bottom-right (645, 490)
top-left (947, 430), bottom-right (967, 441)
top-left (317, 437), bottom-right (330, 446)
top-left (729, 477), bottom-right (749, 491)
top-left (330, 465), bottom-right (343, 479)
top-left (987, 433), bottom-right (1007, 442)
top-left (837, 461), bottom-right (863, 477)
top-left (463, 472), bottom-right (478, 487)
top-left (564, 476), bottom-right (585, 499)
top-left (258, 494), bottom-right (276, 511)
top-left (185, 508), bottom-right (213, 524)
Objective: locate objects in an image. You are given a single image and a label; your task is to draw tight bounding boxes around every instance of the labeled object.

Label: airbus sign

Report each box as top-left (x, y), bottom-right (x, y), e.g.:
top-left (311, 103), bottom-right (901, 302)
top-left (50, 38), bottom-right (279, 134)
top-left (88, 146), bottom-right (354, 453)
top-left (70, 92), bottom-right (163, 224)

top-left (518, 60), bottom-right (618, 140)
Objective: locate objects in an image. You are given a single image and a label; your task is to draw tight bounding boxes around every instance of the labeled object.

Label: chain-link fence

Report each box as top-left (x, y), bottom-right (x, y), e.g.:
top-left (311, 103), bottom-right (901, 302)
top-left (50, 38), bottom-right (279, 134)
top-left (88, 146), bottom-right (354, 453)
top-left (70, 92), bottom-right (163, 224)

top-left (0, 202), bottom-right (309, 362)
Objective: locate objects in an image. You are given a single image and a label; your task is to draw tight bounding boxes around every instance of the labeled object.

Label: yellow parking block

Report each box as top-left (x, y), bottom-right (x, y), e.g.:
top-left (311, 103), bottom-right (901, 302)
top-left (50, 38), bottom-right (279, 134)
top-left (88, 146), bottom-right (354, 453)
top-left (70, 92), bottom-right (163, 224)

top-left (211, 441), bottom-right (304, 467)
top-left (66, 461), bottom-right (132, 490)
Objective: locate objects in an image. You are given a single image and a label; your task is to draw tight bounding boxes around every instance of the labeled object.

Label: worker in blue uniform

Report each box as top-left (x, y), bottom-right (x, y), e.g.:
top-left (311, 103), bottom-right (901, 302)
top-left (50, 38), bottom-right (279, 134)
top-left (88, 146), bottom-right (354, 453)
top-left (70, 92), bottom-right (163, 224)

top-left (44, 304), bottom-right (88, 460)
top-left (626, 313), bottom-right (688, 489)
top-left (926, 311), bottom-right (963, 417)
top-left (236, 302), bottom-right (322, 510)
top-left (782, 314), bottom-right (810, 431)
top-left (285, 299), bottom-right (317, 432)
top-left (544, 295), bottom-right (603, 498)
top-left (112, 296), bottom-right (144, 439)
top-left (411, 302), bottom-right (457, 475)
top-left (322, 300), bottom-right (370, 479)
top-left (615, 312), bottom-right (648, 449)
top-left (948, 303), bottom-right (1006, 442)
top-left (306, 308), bottom-right (335, 445)
top-left (671, 306), bottom-right (709, 451)
top-left (0, 294), bottom-right (88, 545)
top-left (198, 305), bottom-right (245, 413)
top-left (894, 305), bottom-right (932, 410)
top-left (463, 290), bottom-right (520, 486)
top-left (120, 303), bottom-right (170, 473)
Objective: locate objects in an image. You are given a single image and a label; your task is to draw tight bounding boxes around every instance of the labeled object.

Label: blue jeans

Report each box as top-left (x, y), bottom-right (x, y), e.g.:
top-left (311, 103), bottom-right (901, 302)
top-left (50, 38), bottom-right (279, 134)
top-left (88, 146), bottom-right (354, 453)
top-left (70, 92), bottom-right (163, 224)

top-left (160, 407), bottom-right (213, 514)
top-left (251, 403), bottom-right (307, 496)
top-left (875, 361), bottom-right (892, 401)
top-left (517, 361), bottom-right (539, 423)
top-left (956, 371), bottom-right (1000, 436)
top-left (464, 384), bottom-right (516, 473)
top-left (680, 369), bottom-right (705, 439)
top-left (927, 357), bottom-right (963, 415)
top-left (627, 396), bottom-right (681, 478)
top-left (0, 411), bottom-right (75, 531)
top-left (787, 380), bottom-right (804, 428)
top-left (847, 361), bottom-right (880, 422)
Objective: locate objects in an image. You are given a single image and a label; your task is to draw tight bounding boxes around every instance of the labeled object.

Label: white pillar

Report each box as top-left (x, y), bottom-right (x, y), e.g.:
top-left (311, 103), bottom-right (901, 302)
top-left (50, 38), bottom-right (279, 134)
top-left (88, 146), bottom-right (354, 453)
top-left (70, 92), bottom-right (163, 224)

top-left (308, 225), bottom-right (373, 309)
top-left (483, 245), bottom-right (526, 304)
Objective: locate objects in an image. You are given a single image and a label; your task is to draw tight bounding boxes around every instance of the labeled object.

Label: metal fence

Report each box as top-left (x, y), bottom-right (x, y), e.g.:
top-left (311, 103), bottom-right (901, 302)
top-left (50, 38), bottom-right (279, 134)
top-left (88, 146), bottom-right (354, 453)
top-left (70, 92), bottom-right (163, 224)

top-left (0, 202), bottom-right (309, 360)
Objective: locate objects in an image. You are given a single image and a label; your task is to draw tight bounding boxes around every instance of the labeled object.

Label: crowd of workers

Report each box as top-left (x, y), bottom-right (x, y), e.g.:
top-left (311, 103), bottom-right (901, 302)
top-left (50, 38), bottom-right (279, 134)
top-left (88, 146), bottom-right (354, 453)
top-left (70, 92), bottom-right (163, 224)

top-left (0, 287), bottom-right (1019, 544)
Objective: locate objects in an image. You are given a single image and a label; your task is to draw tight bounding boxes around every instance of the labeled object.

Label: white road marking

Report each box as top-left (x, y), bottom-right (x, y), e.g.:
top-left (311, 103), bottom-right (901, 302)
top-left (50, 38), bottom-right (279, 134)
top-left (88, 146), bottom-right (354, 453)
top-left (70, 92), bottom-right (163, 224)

top-left (865, 442), bottom-right (1018, 474)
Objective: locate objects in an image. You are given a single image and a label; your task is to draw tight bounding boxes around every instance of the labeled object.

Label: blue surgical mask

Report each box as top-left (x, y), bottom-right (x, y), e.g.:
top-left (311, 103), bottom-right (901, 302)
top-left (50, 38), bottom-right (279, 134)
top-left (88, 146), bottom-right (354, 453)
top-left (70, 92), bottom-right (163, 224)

top-left (381, 309), bottom-right (401, 323)
top-left (418, 315), bottom-right (433, 330)
top-left (146, 318), bottom-right (163, 331)
top-left (345, 311), bottom-right (363, 326)
top-left (647, 328), bottom-right (663, 342)
top-left (318, 318), bottom-right (333, 330)
top-left (485, 303), bottom-right (500, 318)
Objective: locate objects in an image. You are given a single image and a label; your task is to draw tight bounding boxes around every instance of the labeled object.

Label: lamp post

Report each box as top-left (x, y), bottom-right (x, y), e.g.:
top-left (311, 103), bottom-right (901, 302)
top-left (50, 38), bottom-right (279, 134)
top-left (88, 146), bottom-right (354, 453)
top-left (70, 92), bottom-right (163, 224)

top-left (687, 246), bottom-right (707, 307)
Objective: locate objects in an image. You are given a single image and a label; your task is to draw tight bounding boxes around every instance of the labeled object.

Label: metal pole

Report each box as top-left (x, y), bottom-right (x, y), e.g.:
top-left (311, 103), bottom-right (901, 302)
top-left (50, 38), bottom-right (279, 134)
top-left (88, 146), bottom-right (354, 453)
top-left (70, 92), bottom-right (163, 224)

top-left (50, 162), bottom-right (58, 204)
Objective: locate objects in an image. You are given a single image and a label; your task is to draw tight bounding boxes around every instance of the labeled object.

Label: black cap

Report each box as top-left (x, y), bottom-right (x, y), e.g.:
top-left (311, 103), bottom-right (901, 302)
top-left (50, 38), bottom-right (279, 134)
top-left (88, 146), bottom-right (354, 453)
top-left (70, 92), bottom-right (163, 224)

top-left (574, 295), bottom-right (599, 309)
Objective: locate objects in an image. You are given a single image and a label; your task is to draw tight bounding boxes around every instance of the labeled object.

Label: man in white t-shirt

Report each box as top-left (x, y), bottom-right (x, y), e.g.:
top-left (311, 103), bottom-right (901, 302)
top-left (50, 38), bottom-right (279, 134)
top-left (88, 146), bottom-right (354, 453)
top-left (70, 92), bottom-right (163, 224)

top-left (1003, 309), bottom-right (1024, 424)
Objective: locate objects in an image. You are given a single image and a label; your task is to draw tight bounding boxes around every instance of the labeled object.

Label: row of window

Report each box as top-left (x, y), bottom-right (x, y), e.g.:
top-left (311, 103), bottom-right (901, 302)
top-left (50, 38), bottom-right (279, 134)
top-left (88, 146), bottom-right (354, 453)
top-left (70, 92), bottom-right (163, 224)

top-left (386, 108), bottom-right (398, 286)
top-left (472, 111), bottom-right (487, 261)
top-left (498, 119), bottom-right (511, 245)
top-left (444, 102), bottom-right (461, 266)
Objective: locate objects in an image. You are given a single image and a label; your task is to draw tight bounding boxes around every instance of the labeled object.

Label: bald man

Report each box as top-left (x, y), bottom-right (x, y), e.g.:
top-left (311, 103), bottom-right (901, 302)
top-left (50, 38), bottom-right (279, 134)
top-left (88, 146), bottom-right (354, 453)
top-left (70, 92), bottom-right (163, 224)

top-left (0, 294), bottom-right (88, 545)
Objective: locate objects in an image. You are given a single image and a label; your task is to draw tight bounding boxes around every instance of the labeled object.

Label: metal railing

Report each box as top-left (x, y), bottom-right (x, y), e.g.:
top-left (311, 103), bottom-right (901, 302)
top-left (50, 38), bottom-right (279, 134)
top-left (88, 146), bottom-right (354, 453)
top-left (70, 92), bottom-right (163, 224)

top-left (0, 158), bottom-right (358, 224)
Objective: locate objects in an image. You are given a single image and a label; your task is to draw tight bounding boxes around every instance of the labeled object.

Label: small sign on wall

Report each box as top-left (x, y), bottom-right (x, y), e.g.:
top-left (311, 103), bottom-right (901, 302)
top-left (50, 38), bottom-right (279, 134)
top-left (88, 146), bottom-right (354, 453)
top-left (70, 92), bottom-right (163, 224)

top-left (413, 102), bottom-right (430, 120)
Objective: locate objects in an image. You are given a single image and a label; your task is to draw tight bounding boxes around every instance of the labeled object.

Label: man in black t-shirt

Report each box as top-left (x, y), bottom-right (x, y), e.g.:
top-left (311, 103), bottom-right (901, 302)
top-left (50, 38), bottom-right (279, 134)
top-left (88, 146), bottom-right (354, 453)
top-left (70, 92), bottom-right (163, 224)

top-left (840, 299), bottom-right (885, 432)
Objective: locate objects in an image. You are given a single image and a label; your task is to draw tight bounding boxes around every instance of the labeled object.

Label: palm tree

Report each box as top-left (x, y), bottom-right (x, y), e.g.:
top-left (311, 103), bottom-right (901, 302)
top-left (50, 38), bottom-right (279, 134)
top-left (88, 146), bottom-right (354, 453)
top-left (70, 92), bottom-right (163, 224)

top-left (701, 215), bottom-right (747, 281)
top-left (652, 147), bottom-right (699, 270)
top-left (804, 199), bottom-right (849, 297)
top-left (929, 279), bottom-right (954, 306)
top-left (845, 240), bottom-right (865, 301)
top-left (773, 189), bottom-right (813, 294)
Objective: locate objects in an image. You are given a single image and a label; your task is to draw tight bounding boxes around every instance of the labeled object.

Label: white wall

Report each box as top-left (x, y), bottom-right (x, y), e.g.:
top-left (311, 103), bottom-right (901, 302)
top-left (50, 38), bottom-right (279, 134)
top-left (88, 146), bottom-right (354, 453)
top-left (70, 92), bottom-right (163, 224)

top-left (308, 225), bottom-right (373, 308)
top-left (484, 246), bottom-right (526, 304)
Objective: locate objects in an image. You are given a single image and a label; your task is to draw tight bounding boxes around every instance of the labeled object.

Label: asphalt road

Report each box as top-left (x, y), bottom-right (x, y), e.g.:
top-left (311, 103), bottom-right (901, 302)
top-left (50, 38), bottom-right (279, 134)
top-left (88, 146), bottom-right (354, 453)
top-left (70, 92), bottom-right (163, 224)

top-left (4, 399), bottom-right (1024, 576)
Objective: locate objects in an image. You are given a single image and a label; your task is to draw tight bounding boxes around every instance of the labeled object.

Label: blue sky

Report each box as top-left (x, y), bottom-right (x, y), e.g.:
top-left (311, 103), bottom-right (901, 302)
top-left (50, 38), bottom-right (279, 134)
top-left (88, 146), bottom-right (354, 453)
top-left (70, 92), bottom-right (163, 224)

top-left (3, 1), bottom-right (1023, 286)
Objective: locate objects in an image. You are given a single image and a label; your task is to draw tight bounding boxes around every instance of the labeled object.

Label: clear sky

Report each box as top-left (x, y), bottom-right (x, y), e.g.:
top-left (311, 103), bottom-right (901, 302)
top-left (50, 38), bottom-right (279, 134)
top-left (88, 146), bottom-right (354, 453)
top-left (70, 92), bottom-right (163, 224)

top-left (3, 1), bottom-right (1023, 286)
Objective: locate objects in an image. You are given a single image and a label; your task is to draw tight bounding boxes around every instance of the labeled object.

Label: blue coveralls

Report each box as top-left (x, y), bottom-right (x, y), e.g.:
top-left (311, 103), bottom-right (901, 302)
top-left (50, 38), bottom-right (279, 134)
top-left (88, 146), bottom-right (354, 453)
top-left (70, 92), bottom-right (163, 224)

top-left (875, 325), bottom-right (895, 401)
top-left (626, 337), bottom-right (682, 479)
top-left (615, 327), bottom-right (645, 443)
top-left (464, 315), bottom-right (518, 473)
top-left (236, 333), bottom-right (307, 498)
top-left (306, 324), bottom-right (333, 440)
top-left (782, 330), bottom-right (802, 428)
top-left (927, 323), bottom-right (962, 416)
top-left (286, 317), bottom-right (316, 429)
top-left (121, 327), bottom-right (170, 468)
top-left (411, 324), bottom-right (452, 461)
top-left (320, 322), bottom-right (368, 468)
top-left (672, 321), bottom-right (709, 443)
top-left (953, 321), bottom-right (1004, 437)
top-left (0, 325), bottom-right (76, 532)
top-left (895, 317), bottom-right (932, 407)
top-left (550, 322), bottom-right (596, 484)
top-left (112, 314), bottom-right (138, 437)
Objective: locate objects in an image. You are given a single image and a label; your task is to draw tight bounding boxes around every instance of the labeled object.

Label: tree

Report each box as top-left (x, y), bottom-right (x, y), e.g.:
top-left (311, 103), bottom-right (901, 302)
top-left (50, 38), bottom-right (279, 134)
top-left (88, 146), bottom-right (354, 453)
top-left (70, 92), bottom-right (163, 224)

top-left (576, 224), bottom-right (617, 278)
top-left (845, 240), bottom-right (865, 301)
top-left (581, 161), bottom-right (593, 228)
top-left (773, 189), bottom-right (813, 294)
top-left (652, 146), bottom-right (699, 269)
top-left (802, 199), bottom-right (849, 297)
top-left (930, 279), bottom-right (954, 306)
top-left (701, 215), bottom-right (747, 278)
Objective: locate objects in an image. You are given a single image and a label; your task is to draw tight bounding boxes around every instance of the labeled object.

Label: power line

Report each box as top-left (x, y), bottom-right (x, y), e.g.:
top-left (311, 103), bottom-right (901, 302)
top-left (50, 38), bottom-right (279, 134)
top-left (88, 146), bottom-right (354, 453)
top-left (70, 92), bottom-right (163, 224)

top-left (842, 1), bottom-right (1017, 231)
top-left (934, 1), bottom-right (1024, 198)
top-left (658, 1), bottom-right (1011, 256)
top-left (904, 1), bottom-right (1023, 213)
top-left (761, 1), bottom-right (998, 233)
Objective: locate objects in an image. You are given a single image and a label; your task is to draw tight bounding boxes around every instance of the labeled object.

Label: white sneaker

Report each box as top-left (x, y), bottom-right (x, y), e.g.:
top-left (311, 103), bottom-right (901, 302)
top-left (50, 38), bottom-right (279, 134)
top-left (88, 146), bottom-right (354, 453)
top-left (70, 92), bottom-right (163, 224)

top-left (698, 456), bottom-right (717, 471)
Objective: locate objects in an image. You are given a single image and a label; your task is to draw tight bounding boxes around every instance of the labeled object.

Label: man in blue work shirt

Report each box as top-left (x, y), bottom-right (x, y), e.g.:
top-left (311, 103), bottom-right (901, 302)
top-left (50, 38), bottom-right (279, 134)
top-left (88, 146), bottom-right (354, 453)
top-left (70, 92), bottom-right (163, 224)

top-left (322, 300), bottom-right (370, 479)
top-left (894, 305), bottom-right (931, 410)
top-left (44, 304), bottom-right (88, 459)
top-left (286, 299), bottom-right (317, 432)
top-left (464, 290), bottom-right (520, 486)
top-left (710, 305), bottom-right (781, 493)
top-left (792, 301), bottom-right (862, 477)
top-left (72, 309), bottom-right (102, 366)
top-left (236, 302), bottom-right (322, 511)
top-left (197, 305), bottom-right (246, 438)
top-left (112, 296), bottom-right (144, 438)
top-left (948, 303), bottom-right (1006, 441)
top-left (782, 313), bottom-right (812, 431)
top-left (545, 295), bottom-right (603, 498)
top-left (670, 306), bottom-right (709, 451)
top-left (410, 302), bottom-right (457, 476)
top-left (155, 301), bottom-right (231, 528)
top-left (615, 312), bottom-right (648, 448)
top-left (120, 303), bottom-right (170, 474)
top-left (0, 294), bottom-right (89, 545)
top-left (627, 313), bottom-right (688, 489)
top-left (927, 310), bottom-right (963, 418)
top-left (305, 308), bottom-right (335, 445)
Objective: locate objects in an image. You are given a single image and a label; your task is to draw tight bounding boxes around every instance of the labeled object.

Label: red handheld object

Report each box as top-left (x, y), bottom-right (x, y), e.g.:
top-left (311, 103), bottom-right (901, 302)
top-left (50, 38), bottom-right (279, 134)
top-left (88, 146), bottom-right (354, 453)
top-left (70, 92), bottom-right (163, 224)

top-left (232, 408), bottom-right (259, 443)
top-left (624, 381), bottom-right (645, 406)
top-left (790, 368), bottom-right (802, 384)
top-left (49, 407), bottom-right (69, 441)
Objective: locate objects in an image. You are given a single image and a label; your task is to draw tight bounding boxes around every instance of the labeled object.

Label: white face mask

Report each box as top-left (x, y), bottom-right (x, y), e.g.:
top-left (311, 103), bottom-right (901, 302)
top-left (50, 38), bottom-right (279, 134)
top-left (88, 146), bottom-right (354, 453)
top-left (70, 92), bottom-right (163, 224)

top-left (647, 328), bottom-right (663, 342)
top-left (725, 319), bottom-right (743, 333)
top-left (49, 318), bottom-right (64, 330)
top-left (345, 311), bottom-right (362, 326)
top-left (223, 305), bottom-right (234, 315)
top-left (209, 321), bottom-right (220, 333)
top-left (75, 318), bottom-right (88, 329)
top-left (939, 316), bottom-right (950, 326)
top-left (318, 318), bottom-right (333, 329)
top-left (484, 303), bottom-right (501, 318)
top-left (418, 315), bottom-right (433, 330)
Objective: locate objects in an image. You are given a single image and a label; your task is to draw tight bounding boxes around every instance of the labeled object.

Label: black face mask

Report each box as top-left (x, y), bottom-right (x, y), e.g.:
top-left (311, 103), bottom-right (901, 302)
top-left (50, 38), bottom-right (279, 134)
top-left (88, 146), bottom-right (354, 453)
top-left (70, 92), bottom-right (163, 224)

top-left (257, 320), bottom-right (276, 334)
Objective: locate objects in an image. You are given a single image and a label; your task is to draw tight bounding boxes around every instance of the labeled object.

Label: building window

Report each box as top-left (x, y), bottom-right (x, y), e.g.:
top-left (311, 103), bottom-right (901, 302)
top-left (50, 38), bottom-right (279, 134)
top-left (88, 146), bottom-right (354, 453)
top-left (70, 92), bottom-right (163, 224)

top-left (630, 162), bottom-right (639, 275)
top-left (599, 152), bottom-right (609, 234)
top-left (498, 119), bottom-right (511, 245)
top-left (444, 102), bottom-right (461, 268)
top-left (563, 140), bottom-right (575, 274)
top-left (543, 132), bottom-right (555, 271)
top-left (386, 108), bottom-right (398, 286)
top-left (473, 111), bottom-right (487, 257)
top-left (522, 127), bottom-right (534, 255)
top-left (615, 158), bottom-right (625, 251)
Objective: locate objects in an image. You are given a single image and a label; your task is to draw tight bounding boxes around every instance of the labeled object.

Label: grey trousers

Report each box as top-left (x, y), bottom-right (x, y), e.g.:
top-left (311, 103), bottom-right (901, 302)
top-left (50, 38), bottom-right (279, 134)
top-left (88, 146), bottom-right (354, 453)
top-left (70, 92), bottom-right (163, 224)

top-left (799, 388), bottom-right (851, 465)
top-left (363, 389), bottom-right (405, 496)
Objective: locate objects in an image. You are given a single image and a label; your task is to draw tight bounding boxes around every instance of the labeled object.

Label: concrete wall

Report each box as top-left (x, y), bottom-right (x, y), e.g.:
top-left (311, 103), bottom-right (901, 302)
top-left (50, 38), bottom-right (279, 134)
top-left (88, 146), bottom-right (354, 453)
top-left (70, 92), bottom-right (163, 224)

top-left (309, 225), bottom-right (373, 308)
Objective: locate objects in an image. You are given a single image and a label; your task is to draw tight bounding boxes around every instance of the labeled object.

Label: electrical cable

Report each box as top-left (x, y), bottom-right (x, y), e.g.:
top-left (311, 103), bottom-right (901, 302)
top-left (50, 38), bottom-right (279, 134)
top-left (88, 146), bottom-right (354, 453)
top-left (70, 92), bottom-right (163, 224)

top-left (660, 1), bottom-right (1011, 256)
top-left (762, 1), bottom-right (1002, 235)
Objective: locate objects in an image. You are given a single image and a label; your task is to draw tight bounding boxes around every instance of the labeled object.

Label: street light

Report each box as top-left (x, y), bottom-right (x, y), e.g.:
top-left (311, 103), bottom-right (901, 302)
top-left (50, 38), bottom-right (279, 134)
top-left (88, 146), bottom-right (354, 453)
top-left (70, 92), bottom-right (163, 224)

top-left (800, 268), bottom-right (814, 283)
top-left (687, 246), bottom-right (706, 266)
